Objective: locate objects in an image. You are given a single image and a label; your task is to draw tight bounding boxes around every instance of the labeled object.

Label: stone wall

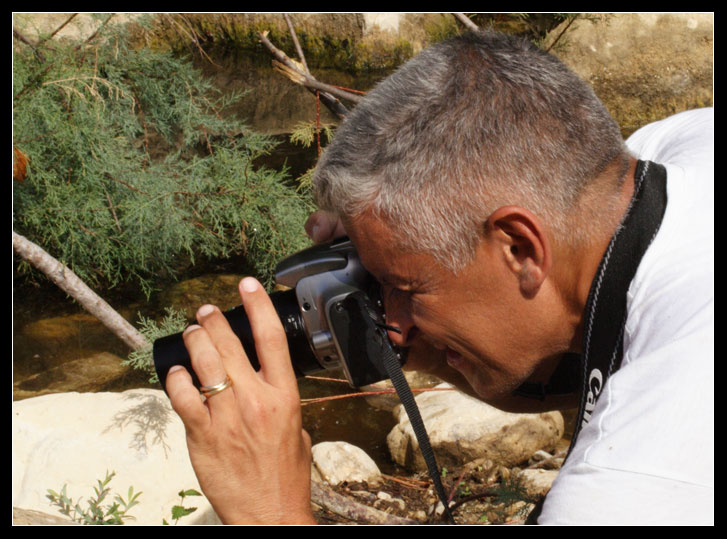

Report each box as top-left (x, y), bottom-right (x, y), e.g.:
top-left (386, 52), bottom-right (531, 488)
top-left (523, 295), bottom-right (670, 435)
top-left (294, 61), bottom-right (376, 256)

top-left (13, 13), bottom-right (713, 136)
top-left (543, 13), bottom-right (713, 136)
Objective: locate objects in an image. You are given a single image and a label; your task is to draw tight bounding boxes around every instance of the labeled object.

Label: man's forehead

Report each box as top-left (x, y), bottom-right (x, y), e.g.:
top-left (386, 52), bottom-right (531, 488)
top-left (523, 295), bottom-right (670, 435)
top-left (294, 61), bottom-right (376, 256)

top-left (346, 212), bottom-right (437, 286)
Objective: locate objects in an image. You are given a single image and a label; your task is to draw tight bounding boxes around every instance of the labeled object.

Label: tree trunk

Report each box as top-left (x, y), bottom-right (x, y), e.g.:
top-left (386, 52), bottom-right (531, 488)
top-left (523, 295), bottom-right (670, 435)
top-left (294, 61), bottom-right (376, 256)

top-left (13, 231), bottom-right (149, 351)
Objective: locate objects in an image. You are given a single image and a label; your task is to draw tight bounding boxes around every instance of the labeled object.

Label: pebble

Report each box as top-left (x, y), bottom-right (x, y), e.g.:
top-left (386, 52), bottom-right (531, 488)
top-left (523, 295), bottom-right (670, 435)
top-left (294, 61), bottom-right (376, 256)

top-left (374, 491), bottom-right (405, 510)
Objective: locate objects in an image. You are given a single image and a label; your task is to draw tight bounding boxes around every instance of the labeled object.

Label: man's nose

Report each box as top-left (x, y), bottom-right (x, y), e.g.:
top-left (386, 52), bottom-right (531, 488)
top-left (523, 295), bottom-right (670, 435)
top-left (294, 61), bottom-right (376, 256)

top-left (384, 295), bottom-right (419, 347)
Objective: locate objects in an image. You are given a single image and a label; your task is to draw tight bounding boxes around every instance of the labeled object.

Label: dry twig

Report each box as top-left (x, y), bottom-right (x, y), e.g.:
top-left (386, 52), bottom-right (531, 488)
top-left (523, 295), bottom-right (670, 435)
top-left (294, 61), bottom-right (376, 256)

top-left (544, 15), bottom-right (579, 53)
top-left (257, 30), bottom-right (355, 120)
top-left (453, 13), bottom-right (480, 32)
top-left (283, 13), bottom-right (309, 74)
top-left (300, 386), bottom-right (453, 406)
top-left (311, 481), bottom-right (419, 524)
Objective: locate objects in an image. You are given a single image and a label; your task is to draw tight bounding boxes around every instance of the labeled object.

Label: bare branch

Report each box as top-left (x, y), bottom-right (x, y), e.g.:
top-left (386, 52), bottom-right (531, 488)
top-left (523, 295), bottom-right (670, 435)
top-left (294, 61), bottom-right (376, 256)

top-left (13, 28), bottom-right (45, 62)
top-left (38, 13), bottom-right (78, 47)
top-left (453, 13), bottom-right (479, 32)
top-left (13, 231), bottom-right (149, 351)
top-left (13, 28), bottom-right (36, 47)
top-left (75, 13), bottom-right (115, 51)
top-left (283, 13), bottom-right (309, 74)
top-left (257, 31), bottom-right (354, 119)
top-left (544, 14), bottom-right (579, 53)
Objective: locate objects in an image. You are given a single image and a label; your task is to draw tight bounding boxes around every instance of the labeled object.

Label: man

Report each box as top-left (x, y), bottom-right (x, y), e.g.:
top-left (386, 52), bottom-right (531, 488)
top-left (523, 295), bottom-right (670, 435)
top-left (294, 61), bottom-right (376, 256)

top-left (166, 30), bottom-right (713, 524)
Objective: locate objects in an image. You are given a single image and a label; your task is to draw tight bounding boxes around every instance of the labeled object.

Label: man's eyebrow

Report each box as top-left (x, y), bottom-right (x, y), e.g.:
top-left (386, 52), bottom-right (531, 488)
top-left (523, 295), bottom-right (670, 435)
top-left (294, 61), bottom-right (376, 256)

top-left (379, 274), bottom-right (424, 291)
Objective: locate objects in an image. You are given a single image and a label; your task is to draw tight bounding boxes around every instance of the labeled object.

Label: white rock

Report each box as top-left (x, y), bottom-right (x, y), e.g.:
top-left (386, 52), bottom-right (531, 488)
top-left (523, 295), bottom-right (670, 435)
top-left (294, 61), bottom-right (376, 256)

top-left (360, 371), bottom-right (442, 412)
top-left (517, 469), bottom-right (560, 497)
top-left (531, 450), bottom-right (553, 462)
top-left (12, 389), bottom-right (220, 525)
top-left (311, 441), bottom-right (382, 486)
top-left (387, 384), bottom-right (564, 471)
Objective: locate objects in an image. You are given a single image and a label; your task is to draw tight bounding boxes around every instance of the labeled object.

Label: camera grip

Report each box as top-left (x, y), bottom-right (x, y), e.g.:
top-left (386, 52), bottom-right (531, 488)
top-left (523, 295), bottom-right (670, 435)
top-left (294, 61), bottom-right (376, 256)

top-left (152, 289), bottom-right (322, 394)
top-left (152, 304), bottom-right (261, 394)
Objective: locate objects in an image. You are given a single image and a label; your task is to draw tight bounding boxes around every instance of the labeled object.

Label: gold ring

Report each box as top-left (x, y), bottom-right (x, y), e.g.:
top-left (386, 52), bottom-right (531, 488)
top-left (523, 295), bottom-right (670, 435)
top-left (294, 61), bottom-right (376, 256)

top-left (200, 376), bottom-right (233, 398)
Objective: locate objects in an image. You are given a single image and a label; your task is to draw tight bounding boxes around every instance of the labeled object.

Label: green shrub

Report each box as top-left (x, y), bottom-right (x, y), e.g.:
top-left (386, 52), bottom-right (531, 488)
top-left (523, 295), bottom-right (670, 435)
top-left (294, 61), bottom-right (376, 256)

top-left (14, 15), bottom-right (313, 297)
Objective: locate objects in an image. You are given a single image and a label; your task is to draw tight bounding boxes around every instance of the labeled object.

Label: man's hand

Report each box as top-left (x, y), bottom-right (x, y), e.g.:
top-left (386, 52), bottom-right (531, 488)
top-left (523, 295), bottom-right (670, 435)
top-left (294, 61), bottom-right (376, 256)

top-left (165, 277), bottom-right (315, 525)
top-left (304, 210), bottom-right (347, 243)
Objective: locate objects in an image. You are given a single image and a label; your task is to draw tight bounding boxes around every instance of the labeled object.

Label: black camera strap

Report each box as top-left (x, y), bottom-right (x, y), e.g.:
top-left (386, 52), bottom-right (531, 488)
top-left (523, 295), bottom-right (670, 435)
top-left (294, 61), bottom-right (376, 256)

top-left (378, 333), bottom-right (456, 524)
top-left (524, 159), bottom-right (668, 524)
top-left (339, 291), bottom-right (456, 523)
top-left (570, 160), bottom-right (667, 449)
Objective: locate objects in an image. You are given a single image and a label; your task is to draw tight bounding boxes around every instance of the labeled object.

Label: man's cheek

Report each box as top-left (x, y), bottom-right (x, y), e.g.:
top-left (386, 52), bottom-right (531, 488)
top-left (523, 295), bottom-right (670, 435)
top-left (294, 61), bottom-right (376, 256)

top-left (402, 340), bottom-right (446, 372)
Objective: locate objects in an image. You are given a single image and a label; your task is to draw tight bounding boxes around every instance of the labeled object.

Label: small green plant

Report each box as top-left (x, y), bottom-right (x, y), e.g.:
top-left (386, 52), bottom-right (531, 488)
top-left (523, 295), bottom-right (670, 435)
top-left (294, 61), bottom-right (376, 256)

top-left (46, 470), bottom-right (142, 525)
top-left (488, 474), bottom-right (539, 522)
top-left (164, 488), bottom-right (202, 525)
top-left (289, 120), bottom-right (335, 150)
top-left (289, 120), bottom-right (335, 193)
top-left (124, 307), bottom-right (189, 382)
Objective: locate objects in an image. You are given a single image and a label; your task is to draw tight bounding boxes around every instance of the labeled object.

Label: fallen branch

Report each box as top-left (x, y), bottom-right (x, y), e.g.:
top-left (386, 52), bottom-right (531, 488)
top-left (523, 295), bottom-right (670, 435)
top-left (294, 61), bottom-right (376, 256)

top-left (13, 230), bottom-right (149, 351)
top-left (38, 13), bottom-right (78, 46)
top-left (311, 480), bottom-right (419, 524)
top-left (257, 30), bottom-right (356, 119)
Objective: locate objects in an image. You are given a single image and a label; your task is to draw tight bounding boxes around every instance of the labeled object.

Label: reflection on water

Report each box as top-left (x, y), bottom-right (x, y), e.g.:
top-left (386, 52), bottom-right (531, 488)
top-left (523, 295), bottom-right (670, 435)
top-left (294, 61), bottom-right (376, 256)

top-left (299, 373), bottom-right (403, 475)
top-left (12, 274), bottom-right (405, 473)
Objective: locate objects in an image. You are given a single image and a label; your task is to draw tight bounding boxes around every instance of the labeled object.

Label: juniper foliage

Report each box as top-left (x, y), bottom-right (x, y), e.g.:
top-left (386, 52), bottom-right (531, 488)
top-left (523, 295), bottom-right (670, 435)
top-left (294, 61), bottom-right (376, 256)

top-left (13, 15), bottom-right (313, 296)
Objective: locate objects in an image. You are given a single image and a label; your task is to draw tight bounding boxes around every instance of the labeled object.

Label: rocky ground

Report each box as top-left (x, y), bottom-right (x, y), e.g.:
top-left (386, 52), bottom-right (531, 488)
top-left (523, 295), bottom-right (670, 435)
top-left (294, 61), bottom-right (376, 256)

top-left (310, 443), bottom-right (569, 525)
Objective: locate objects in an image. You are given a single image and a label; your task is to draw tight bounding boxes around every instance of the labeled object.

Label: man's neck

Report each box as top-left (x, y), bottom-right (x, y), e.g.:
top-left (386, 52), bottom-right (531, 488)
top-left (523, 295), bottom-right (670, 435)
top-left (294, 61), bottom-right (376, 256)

top-left (556, 155), bottom-right (638, 354)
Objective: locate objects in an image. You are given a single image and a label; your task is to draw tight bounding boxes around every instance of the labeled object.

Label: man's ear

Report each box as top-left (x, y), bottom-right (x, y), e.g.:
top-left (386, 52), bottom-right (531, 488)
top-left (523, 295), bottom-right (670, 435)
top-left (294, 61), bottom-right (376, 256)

top-left (486, 206), bottom-right (552, 298)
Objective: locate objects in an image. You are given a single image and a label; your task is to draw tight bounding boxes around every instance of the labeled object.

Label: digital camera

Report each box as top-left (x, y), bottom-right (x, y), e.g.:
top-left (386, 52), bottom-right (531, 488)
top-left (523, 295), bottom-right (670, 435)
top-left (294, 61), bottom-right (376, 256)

top-left (153, 237), bottom-right (407, 392)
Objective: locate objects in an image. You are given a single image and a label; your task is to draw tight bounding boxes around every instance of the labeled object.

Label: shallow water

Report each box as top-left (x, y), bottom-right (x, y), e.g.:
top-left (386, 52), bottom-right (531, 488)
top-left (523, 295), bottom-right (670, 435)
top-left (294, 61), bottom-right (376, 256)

top-left (12, 268), bottom-right (407, 474)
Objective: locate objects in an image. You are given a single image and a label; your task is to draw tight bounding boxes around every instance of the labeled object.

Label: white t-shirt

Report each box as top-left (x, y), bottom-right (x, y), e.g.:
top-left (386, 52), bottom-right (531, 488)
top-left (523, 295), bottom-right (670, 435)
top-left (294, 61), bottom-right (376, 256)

top-left (538, 108), bottom-right (714, 525)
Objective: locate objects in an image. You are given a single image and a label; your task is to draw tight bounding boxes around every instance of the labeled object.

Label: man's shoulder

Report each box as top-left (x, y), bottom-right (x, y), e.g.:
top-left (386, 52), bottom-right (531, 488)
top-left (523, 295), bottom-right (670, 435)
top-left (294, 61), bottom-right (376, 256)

top-left (626, 107), bottom-right (713, 167)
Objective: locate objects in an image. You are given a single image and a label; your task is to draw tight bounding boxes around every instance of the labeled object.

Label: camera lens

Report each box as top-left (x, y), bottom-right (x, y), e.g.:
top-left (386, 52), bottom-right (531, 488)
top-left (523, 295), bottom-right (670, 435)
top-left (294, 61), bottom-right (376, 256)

top-left (153, 289), bottom-right (321, 393)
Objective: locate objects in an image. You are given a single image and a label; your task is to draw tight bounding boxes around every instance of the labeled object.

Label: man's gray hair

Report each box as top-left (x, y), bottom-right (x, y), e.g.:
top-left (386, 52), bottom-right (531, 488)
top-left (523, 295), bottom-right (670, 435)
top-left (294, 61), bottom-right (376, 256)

top-left (313, 30), bottom-right (627, 272)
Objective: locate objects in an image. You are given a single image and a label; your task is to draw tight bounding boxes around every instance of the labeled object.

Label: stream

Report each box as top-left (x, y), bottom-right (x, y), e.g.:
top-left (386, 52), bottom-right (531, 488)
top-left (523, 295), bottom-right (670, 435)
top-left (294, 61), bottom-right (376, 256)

top-left (12, 125), bottom-right (412, 474)
top-left (13, 259), bottom-right (410, 474)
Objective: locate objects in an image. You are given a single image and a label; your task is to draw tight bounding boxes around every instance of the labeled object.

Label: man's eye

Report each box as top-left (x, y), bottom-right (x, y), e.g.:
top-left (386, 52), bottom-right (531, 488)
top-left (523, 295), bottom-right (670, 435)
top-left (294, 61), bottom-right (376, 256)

top-left (386, 286), bottom-right (413, 301)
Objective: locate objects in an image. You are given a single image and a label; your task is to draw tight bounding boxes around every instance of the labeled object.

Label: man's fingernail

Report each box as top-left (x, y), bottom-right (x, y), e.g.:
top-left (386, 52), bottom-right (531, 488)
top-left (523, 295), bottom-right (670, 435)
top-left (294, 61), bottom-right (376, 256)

top-left (168, 365), bottom-right (185, 375)
top-left (183, 324), bottom-right (202, 335)
top-left (241, 277), bottom-right (259, 293)
top-left (197, 304), bottom-right (215, 317)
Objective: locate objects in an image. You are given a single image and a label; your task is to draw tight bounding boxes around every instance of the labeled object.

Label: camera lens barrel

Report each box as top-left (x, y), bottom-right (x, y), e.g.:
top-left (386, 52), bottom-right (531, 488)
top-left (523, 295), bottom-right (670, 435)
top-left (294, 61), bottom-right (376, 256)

top-left (153, 289), bottom-right (321, 393)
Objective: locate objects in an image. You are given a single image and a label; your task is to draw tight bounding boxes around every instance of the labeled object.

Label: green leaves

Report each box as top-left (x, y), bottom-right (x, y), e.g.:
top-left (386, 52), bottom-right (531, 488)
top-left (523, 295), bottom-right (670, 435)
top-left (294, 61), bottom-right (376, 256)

top-left (171, 505), bottom-right (197, 520)
top-left (14, 18), bottom-right (313, 297)
top-left (124, 307), bottom-right (189, 382)
top-left (46, 471), bottom-right (203, 525)
top-left (46, 470), bottom-right (142, 525)
top-left (164, 488), bottom-right (202, 525)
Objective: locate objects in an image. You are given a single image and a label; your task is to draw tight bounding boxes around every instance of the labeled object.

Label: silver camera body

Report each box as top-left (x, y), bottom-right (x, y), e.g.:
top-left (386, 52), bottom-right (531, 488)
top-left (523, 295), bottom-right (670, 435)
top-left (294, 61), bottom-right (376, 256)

top-left (153, 237), bottom-right (404, 391)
